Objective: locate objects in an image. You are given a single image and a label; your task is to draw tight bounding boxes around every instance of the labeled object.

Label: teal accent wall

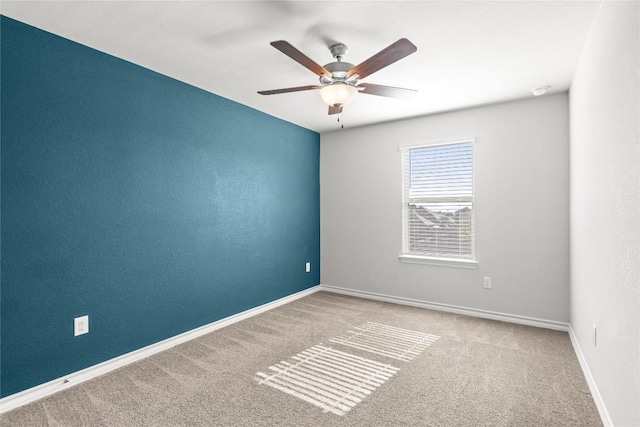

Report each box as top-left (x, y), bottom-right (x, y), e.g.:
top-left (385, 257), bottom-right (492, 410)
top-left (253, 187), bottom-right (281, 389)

top-left (0, 16), bottom-right (320, 398)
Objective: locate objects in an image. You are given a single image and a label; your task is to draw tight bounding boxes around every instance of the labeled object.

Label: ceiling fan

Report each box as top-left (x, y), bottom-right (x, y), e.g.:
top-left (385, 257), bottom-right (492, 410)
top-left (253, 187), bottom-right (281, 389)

top-left (258, 39), bottom-right (418, 115)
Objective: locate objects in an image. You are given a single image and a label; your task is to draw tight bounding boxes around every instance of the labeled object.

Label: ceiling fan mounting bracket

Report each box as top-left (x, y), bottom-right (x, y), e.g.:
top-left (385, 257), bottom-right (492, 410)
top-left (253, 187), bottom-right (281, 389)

top-left (329, 43), bottom-right (348, 61)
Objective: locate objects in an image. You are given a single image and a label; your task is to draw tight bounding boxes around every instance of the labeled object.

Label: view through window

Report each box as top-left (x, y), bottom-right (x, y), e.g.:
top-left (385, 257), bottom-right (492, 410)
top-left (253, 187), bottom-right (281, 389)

top-left (401, 140), bottom-right (474, 260)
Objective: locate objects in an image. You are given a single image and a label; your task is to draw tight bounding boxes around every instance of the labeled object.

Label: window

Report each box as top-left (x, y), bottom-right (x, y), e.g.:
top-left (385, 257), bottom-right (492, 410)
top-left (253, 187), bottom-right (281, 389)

top-left (400, 139), bottom-right (476, 267)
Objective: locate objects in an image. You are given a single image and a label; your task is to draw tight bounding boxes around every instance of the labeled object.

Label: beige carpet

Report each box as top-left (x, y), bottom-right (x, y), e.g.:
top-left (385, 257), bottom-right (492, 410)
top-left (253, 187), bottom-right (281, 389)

top-left (0, 292), bottom-right (602, 426)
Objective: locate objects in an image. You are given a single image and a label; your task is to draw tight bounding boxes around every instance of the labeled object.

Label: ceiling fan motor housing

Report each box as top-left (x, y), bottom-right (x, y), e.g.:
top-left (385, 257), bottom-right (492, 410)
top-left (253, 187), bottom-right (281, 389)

top-left (320, 43), bottom-right (356, 83)
top-left (321, 61), bottom-right (355, 82)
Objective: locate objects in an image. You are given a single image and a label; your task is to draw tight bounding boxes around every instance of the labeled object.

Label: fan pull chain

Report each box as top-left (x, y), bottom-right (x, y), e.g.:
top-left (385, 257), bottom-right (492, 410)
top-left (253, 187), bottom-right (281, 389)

top-left (337, 112), bottom-right (344, 129)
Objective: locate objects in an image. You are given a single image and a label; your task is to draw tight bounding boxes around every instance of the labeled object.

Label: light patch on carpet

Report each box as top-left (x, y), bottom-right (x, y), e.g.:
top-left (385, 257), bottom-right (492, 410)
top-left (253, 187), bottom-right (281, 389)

top-left (256, 344), bottom-right (399, 416)
top-left (329, 321), bottom-right (440, 361)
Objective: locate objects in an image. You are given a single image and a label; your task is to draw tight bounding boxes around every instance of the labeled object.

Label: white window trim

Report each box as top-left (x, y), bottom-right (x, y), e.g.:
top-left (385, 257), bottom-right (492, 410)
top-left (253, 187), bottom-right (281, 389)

top-left (398, 254), bottom-right (478, 269)
top-left (398, 137), bottom-right (476, 151)
top-left (399, 138), bottom-right (477, 268)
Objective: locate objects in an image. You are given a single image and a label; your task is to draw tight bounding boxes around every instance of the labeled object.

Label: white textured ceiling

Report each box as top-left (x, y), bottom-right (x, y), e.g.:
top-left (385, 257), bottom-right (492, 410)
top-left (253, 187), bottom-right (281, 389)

top-left (2, 1), bottom-right (601, 133)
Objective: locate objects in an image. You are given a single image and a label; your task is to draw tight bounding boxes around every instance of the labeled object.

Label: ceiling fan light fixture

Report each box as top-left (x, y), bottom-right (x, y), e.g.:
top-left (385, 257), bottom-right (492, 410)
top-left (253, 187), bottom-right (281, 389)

top-left (258, 39), bottom-right (418, 116)
top-left (319, 83), bottom-right (358, 107)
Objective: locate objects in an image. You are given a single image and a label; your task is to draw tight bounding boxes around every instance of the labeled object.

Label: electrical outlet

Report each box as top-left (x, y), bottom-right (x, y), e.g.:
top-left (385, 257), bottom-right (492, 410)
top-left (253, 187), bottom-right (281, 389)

top-left (483, 277), bottom-right (492, 289)
top-left (305, 262), bottom-right (311, 273)
top-left (74, 315), bottom-right (89, 336)
top-left (593, 323), bottom-right (597, 347)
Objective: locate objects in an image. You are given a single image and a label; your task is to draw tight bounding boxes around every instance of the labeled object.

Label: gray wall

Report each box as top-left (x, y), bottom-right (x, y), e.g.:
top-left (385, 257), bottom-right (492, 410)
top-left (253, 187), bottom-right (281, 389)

top-left (569, 1), bottom-right (640, 425)
top-left (321, 94), bottom-right (570, 323)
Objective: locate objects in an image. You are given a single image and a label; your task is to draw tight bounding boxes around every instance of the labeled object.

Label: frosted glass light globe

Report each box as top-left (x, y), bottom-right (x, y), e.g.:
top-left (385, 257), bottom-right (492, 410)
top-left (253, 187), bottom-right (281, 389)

top-left (319, 84), bottom-right (358, 107)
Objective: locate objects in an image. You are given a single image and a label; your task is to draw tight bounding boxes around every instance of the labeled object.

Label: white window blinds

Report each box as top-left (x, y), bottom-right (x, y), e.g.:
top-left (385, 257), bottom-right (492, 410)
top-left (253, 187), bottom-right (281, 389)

top-left (401, 140), bottom-right (474, 260)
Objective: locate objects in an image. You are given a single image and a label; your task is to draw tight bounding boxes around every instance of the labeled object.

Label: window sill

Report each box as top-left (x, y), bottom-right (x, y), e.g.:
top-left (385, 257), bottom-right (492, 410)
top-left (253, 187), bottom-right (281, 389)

top-left (398, 255), bottom-right (478, 269)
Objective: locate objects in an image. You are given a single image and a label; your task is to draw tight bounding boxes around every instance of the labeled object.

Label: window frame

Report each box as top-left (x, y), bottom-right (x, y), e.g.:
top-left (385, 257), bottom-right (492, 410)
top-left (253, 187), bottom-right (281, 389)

top-left (398, 138), bottom-right (478, 269)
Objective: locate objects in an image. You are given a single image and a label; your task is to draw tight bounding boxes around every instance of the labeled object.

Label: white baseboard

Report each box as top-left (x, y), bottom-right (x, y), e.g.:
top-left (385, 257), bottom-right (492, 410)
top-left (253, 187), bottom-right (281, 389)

top-left (319, 284), bottom-right (570, 331)
top-left (568, 325), bottom-right (613, 427)
top-left (0, 285), bottom-right (322, 415)
top-left (6, 283), bottom-right (602, 422)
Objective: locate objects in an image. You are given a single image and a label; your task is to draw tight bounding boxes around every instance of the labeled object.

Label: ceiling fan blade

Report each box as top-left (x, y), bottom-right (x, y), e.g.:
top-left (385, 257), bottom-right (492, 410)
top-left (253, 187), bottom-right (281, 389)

top-left (270, 40), bottom-right (331, 77)
top-left (328, 105), bottom-right (343, 115)
top-left (349, 38), bottom-right (417, 80)
top-left (358, 83), bottom-right (417, 99)
top-left (258, 85), bottom-right (321, 95)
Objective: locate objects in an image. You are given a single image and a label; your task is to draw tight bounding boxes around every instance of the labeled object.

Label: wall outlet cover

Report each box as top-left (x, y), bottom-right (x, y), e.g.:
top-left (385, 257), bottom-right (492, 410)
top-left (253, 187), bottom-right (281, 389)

top-left (74, 315), bottom-right (89, 336)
